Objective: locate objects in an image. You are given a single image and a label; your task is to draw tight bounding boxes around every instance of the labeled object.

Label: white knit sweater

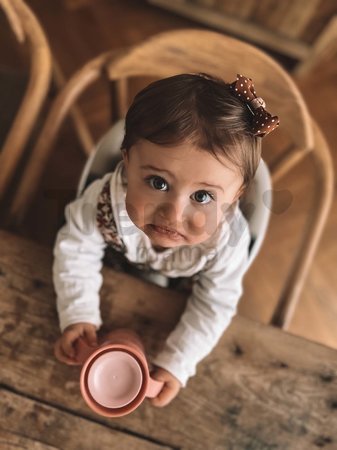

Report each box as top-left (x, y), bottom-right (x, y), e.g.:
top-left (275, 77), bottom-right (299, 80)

top-left (53, 163), bottom-right (251, 386)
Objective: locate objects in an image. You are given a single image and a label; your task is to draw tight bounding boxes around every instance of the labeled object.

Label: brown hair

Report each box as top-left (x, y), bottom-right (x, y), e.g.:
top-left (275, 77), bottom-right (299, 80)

top-left (121, 73), bottom-right (262, 189)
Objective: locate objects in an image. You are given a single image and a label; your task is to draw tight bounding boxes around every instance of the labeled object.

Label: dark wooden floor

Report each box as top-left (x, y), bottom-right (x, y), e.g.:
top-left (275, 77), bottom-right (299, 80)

top-left (1, 0), bottom-right (336, 349)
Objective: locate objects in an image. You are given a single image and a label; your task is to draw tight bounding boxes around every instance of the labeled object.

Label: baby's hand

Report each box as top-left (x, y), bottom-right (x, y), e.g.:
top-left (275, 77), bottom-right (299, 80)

top-left (149, 367), bottom-right (182, 407)
top-left (54, 322), bottom-right (97, 365)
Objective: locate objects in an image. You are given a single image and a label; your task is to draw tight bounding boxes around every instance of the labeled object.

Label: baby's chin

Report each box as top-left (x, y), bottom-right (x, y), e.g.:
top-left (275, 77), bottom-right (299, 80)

top-left (146, 229), bottom-right (213, 250)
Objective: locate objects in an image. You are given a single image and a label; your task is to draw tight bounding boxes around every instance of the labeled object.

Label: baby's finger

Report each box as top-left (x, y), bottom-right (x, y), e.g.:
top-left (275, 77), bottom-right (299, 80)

top-left (83, 326), bottom-right (98, 347)
top-left (150, 383), bottom-right (179, 407)
top-left (54, 340), bottom-right (78, 365)
top-left (61, 331), bottom-right (79, 358)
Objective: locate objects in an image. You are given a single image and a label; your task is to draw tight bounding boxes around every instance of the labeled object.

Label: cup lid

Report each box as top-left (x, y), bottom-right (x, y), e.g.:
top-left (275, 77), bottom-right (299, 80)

top-left (87, 350), bottom-right (143, 409)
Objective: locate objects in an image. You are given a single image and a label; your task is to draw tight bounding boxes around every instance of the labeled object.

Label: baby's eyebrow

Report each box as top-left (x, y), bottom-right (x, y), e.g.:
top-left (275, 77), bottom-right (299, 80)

top-left (140, 165), bottom-right (174, 178)
top-left (196, 182), bottom-right (224, 193)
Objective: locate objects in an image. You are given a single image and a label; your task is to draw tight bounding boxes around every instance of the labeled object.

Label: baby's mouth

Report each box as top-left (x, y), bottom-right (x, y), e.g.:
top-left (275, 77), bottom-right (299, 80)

top-left (147, 224), bottom-right (183, 240)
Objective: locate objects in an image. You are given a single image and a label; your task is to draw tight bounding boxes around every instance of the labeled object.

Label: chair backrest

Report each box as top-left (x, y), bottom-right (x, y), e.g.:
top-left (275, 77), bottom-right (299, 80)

top-left (106, 30), bottom-right (313, 152)
top-left (12, 29), bottom-right (334, 329)
top-left (0, 0), bottom-right (51, 199)
top-left (77, 119), bottom-right (125, 197)
top-left (241, 159), bottom-right (272, 267)
top-left (13, 29), bottom-right (314, 216)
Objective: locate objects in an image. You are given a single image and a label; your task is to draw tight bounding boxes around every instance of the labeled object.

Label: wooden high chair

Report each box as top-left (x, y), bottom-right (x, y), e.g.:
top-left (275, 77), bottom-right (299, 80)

top-left (10, 29), bottom-right (334, 330)
top-left (0, 0), bottom-right (52, 199)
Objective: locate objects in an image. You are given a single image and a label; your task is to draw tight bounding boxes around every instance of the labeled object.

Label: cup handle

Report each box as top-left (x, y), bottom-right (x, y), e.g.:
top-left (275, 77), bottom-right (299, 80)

top-left (146, 377), bottom-right (164, 398)
top-left (75, 337), bottom-right (99, 364)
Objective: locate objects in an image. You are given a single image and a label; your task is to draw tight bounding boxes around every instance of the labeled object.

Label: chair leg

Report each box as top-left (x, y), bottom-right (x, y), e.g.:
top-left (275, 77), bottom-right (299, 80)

top-left (52, 59), bottom-right (95, 156)
top-left (0, 0), bottom-right (51, 202)
top-left (9, 53), bottom-right (112, 224)
top-left (271, 120), bottom-right (334, 329)
top-left (109, 78), bottom-right (128, 122)
top-left (270, 144), bottom-right (308, 185)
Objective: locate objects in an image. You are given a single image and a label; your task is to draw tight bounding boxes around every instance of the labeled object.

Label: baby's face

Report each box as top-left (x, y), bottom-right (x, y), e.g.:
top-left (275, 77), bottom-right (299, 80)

top-left (123, 140), bottom-right (243, 249)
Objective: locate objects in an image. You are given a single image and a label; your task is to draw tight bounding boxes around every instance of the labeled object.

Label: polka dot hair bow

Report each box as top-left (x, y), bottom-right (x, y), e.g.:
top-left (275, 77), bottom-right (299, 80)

top-left (229, 74), bottom-right (280, 137)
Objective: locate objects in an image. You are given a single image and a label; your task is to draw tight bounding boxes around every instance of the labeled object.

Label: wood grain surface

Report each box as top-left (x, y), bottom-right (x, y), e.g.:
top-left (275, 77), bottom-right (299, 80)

top-left (0, 230), bottom-right (336, 449)
top-left (0, 389), bottom-right (172, 450)
top-left (1, 0), bottom-right (333, 353)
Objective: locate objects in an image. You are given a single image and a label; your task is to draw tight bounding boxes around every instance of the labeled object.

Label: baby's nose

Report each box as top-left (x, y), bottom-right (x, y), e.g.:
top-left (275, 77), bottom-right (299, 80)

top-left (157, 198), bottom-right (185, 223)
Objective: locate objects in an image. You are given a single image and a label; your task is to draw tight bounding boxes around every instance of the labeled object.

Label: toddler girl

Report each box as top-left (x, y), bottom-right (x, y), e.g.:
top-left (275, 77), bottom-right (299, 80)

top-left (53, 73), bottom-right (279, 407)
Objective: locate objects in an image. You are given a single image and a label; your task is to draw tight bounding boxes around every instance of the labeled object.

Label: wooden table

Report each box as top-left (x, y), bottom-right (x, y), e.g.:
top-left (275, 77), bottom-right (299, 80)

top-left (1, 230), bottom-right (336, 450)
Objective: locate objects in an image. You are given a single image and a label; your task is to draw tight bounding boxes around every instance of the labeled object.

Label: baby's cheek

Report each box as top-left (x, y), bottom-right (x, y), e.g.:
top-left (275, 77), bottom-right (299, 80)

top-left (190, 208), bottom-right (218, 236)
top-left (126, 191), bottom-right (156, 227)
top-left (125, 191), bottom-right (143, 224)
top-left (192, 211), bottom-right (207, 229)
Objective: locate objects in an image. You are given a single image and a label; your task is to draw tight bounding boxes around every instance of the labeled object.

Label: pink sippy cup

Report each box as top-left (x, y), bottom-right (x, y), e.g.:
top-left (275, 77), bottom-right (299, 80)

top-left (76, 329), bottom-right (164, 417)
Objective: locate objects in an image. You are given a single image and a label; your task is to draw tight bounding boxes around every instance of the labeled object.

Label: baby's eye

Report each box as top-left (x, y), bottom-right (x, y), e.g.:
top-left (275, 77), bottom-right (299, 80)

top-left (191, 190), bottom-right (214, 204)
top-left (146, 176), bottom-right (168, 191)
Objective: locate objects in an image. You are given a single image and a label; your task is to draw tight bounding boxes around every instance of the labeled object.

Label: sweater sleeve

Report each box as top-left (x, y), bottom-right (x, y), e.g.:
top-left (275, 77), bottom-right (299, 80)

top-left (151, 214), bottom-right (251, 387)
top-left (53, 176), bottom-right (110, 332)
